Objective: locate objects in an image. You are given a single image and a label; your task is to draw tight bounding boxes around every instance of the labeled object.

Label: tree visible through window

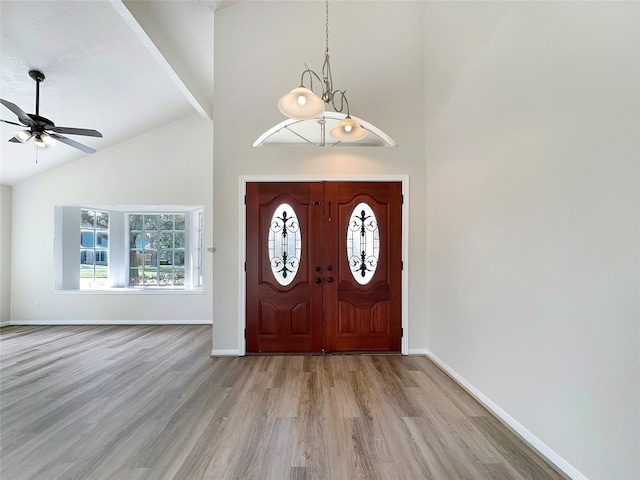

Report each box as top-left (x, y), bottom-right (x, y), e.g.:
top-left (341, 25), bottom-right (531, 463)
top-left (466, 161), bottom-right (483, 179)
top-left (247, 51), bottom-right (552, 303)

top-left (80, 209), bottom-right (109, 288)
top-left (129, 213), bottom-right (186, 287)
top-left (56, 205), bottom-right (203, 291)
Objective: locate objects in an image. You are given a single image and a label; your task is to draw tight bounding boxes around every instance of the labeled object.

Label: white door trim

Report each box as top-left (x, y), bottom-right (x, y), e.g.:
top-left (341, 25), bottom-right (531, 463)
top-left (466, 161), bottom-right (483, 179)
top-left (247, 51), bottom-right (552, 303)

top-left (238, 174), bottom-right (410, 356)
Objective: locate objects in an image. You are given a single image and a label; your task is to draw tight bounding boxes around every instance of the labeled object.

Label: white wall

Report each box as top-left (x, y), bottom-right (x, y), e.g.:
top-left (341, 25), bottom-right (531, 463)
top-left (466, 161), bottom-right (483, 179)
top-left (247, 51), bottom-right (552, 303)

top-left (0, 184), bottom-right (11, 326)
top-left (424, 2), bottom-right (639, 479)
top-left (213, 1), bottom-right (427, 353)
top-left (10, 113), bottom-right (214, 323)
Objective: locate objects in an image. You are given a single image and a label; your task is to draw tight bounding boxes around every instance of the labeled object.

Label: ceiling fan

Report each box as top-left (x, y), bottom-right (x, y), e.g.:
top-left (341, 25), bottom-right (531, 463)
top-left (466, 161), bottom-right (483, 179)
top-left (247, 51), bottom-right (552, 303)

top-left (1, 70), bottom-right (102, 154)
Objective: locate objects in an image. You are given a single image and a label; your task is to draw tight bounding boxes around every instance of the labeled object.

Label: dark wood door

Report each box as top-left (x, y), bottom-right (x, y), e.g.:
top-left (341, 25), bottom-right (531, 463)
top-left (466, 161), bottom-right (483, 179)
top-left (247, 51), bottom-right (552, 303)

top-left (245, 182), bottom-right (324, 353)
top-left (246, 181), bottom-right (402, 353)
top-left (324, 182), bottom-right (402, 352)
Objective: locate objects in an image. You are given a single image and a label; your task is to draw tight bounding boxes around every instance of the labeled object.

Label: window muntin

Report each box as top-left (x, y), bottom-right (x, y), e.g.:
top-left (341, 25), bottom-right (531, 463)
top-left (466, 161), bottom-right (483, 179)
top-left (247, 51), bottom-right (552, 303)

top-left (129, 213), bottom-right (186, 287)
top-left (346, 202), bottom-right (380, 285)
top-left (55, 205), bottom-right (204, 292)
top-left (80, 209), bottom-right (109, 289)
top-left (268, 203), bottom-right (301, 286)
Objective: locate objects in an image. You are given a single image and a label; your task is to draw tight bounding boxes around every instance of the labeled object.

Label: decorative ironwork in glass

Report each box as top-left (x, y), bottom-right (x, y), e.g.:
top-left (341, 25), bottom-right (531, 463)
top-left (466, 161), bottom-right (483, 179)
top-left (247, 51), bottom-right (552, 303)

top-left (268, 203), bottom-right (302, 286)
top-left (347, 202), bottom-right (379, 285)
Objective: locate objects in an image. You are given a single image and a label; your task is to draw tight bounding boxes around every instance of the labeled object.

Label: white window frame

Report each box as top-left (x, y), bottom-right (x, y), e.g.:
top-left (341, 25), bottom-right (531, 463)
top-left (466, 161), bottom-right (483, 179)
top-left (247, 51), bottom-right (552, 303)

top-left (126, 212), bottom-right (189, 288)
top-left (79, 208), bottom-right (110, 289)
top-left (54, 205), bottom-right (204, 293)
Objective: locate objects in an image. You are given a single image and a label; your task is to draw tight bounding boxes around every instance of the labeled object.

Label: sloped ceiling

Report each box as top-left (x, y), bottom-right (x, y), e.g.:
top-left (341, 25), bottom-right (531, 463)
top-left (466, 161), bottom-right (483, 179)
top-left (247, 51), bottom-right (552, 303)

top-left (0, 0), bottom-right (509, 186)
top-left (0, 0), bottom-right (220, 186)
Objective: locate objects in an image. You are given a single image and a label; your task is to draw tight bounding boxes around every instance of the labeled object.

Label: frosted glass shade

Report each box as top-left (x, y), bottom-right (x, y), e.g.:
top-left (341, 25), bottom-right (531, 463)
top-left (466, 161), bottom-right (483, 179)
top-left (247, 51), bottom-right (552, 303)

top-left (329, 116), bottom-right (367, 141)
top-left (13, 129), bottom-right (32, 143)
top-left (34, 133), bottom-right (56, 148)
top-left (278, 86), bottom-right (325, 120)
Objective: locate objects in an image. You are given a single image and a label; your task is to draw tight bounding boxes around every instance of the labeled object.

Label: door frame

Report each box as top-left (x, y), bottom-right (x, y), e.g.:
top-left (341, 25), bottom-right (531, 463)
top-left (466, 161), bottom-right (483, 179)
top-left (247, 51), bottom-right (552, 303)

top-left (238, 174), bottom-right (410, 356)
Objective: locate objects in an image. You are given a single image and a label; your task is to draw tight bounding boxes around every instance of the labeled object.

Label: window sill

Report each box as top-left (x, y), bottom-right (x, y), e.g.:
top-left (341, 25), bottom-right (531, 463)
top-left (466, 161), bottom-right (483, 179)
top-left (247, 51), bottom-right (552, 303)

top-left (55, 288), bottom-right (205, 295)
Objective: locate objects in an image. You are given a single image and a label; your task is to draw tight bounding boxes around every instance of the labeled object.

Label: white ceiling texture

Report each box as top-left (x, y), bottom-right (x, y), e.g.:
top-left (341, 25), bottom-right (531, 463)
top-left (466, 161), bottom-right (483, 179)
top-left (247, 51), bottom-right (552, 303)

top-left (0, 0), bottom-right (237, 185)
top-left (0, 0), bottom-right (507, 186)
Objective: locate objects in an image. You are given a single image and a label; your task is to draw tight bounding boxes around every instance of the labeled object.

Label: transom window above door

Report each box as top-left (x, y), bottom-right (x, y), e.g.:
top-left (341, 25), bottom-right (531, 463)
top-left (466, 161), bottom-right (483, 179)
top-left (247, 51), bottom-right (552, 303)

top-left (252, 112), bottom-right (397, 147)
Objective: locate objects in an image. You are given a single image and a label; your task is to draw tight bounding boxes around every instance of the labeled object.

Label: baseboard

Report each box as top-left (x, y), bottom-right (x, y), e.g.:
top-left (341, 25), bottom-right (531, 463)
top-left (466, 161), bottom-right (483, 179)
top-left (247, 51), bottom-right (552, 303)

top-left (211, 349), bottom-right (240, 357)
top-left (8, 319), bottom-right (213, 326)
top-left (424, 350), bottom-right (587, 480)
top-left (408, 348), bottom-right (430, 355)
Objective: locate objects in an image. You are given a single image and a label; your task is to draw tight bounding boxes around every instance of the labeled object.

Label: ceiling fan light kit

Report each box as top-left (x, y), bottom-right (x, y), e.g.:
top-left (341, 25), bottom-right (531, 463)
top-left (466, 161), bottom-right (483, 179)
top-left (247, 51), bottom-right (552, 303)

top-left (34, 132), bottom-right (56, 148)
top-left (1, 70), bottom-right (103, 154)
top-left (13, 129), bottom-right (33, 143)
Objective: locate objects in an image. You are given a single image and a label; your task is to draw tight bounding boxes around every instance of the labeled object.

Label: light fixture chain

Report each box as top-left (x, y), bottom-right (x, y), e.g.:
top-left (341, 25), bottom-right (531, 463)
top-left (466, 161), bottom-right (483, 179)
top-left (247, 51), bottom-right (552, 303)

top-left (325, 0), bottom-right (329, 54)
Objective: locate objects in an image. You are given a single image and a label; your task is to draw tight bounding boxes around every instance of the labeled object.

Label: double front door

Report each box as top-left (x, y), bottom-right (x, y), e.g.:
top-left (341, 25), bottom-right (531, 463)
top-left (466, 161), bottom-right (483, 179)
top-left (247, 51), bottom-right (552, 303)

top-left (245, 181), bottom-right (402, 353)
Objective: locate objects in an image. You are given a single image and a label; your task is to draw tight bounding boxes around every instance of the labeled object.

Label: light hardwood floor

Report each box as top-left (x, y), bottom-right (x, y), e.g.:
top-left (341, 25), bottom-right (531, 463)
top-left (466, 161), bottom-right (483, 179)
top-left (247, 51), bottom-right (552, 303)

top-left (0, 325), bottom-right (567, 480)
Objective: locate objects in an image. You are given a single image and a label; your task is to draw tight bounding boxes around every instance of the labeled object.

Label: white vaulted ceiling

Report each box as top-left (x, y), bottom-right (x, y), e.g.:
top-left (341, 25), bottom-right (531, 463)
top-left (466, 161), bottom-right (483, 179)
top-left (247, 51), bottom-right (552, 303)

top-left (0, 0), bottom-right (229, 185)
top-left (0, 0), bottom-right (506, 186)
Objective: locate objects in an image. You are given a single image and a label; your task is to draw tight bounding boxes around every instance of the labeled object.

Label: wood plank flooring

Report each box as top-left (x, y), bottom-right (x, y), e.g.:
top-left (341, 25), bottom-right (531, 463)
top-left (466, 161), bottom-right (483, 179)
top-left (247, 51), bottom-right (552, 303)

top-left (0, 325), bottom-right (567, 480)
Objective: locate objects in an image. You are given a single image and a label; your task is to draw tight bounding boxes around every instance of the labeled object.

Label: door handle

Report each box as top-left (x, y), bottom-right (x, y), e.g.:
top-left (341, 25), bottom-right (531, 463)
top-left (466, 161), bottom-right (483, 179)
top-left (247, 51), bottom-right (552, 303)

top-left (315, 278), bottom-right (323, 284)
top-left (326, 277), bottom-right (333, 283)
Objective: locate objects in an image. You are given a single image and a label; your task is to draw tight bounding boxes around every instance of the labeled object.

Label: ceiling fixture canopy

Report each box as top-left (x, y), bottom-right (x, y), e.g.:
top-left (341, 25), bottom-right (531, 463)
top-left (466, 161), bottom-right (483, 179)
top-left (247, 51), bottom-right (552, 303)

top-left (260, 0), bottom-right (394, 147)
top-left (0, 70), bottom-right (103, 154)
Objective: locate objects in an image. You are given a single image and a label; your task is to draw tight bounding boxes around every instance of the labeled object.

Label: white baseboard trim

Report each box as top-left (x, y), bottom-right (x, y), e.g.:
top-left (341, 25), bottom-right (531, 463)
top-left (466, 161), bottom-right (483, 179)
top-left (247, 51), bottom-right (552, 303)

top-left (408, 348), bottom-right (430, 355)
top-left (210, 349), bottom-right (240, 357)
top-left (425, 350), bottom-right (587, 480)
top-left (9, 319), bottom-right (213, 326)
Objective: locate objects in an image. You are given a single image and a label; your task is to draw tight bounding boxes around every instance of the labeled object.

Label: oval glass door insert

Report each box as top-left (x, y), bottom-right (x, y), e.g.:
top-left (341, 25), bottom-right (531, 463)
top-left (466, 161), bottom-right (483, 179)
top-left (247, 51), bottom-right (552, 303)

top-left (268, 203), bottom-right (301, 286)
top-left (347, 202), bottom-right (379, 285)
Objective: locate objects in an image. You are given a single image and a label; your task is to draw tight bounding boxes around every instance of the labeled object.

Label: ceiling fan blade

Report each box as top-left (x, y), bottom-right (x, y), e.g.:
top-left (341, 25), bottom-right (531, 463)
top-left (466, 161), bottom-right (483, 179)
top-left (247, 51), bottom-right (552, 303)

top-left (48, 133), bottom-right (96, 154)
top-left (1, 118), bottom-right (24, 127)
top-left (49, 126), bottom-right (103, 137)
top-left (0, 99), bottom-right (34, 126)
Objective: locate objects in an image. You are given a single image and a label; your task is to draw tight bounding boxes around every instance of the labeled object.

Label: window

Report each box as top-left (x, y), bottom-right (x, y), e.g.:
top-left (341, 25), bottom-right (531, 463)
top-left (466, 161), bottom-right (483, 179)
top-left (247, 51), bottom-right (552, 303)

top-left (80, 209), bottom-right (109, 288)
top-left (268, 203), bottom-right (301, 286)
top-left (252, 111), bottom-right (397, 147)
top-left (346, 202), bottom-right (379, 285)
top-left (55, 205), bottom-right (204, 291)
top-left (128, 213), bottom-right (186, 287)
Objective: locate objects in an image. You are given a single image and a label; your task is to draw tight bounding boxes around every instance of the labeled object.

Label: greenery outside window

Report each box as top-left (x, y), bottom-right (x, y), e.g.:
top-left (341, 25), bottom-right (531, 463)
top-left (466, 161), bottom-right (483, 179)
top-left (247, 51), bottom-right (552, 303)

top-left (80, 209), bottom-right (109, 288)
top-left (129, 213), bottom-right (186, 287)
top-left (55, 205), bottom-right (204, 292)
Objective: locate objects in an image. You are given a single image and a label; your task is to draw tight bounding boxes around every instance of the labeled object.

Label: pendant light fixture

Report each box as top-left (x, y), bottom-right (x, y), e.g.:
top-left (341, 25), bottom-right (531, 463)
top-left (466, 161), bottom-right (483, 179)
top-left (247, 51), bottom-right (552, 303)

top-left (277, 0), bottom-right (368, 142)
